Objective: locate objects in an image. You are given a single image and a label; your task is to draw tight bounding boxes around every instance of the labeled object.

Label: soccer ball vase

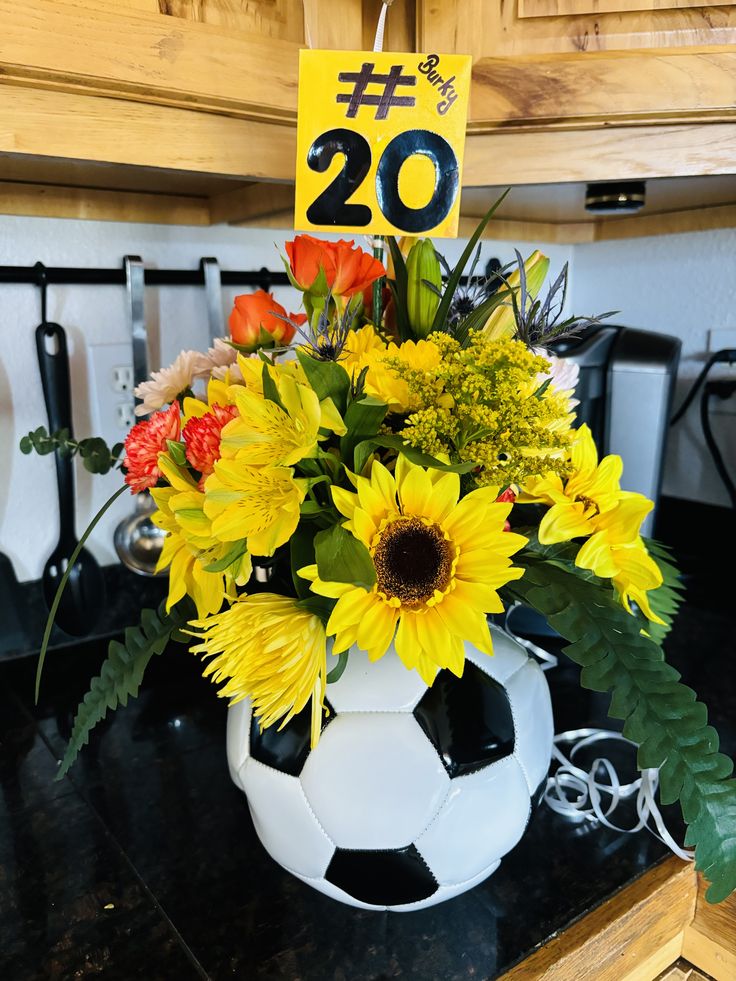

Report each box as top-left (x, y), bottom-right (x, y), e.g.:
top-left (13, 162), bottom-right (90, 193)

top-left (226, 624), bottom-right (554, 912)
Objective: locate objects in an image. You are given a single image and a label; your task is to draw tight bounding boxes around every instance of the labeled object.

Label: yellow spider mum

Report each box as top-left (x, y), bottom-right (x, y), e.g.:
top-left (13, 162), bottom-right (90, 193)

top-left (204, 459), bottom-right (306, 556)
top-left (189, 594), bottom-right (328, 748)
top-left (300, 457), bottom-right (526, 685)
top-left (151, 456), bottom-right (250, 618)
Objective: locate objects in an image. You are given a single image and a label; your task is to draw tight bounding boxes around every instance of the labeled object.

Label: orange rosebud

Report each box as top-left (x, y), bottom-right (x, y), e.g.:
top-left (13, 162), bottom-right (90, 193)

top-left (228, 290), bottom-right (305, 351)
top-left (285, 235), bottom-right (385, 298)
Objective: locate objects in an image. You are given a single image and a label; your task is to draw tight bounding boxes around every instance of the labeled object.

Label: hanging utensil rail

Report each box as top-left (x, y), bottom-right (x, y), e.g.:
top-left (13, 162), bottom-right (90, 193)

top-left (0, 265), bottom-right (290, 288)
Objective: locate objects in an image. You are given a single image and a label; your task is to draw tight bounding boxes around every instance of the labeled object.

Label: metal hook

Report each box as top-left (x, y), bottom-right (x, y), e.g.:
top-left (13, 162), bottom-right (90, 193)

top-left (200, 257), bottom-right (223, 343)
top-left (34, 261), bottom-right (48, 325)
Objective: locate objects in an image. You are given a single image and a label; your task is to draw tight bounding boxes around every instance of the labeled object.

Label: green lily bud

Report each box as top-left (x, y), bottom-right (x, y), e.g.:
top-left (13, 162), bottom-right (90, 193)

top-left (406, 239), bottom-right (442, 339)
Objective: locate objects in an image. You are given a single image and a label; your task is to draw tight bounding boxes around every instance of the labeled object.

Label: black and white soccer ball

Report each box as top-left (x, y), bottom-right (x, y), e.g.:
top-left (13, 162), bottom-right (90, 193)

top-left (227, 624), bottom-right (553, 912)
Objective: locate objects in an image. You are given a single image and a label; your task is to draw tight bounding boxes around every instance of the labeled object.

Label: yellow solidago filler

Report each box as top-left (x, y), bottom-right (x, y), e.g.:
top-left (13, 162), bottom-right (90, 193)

top-left (151, 455), bottom-right (250, 618)
top-left (386, 333), bottom-right (574, 486)
top-left (300, 457), bottom-right (526, 686)
top-left (189, 594), bottom-right (328, 748)
top-left (204, 460), bottom-right (307, 557)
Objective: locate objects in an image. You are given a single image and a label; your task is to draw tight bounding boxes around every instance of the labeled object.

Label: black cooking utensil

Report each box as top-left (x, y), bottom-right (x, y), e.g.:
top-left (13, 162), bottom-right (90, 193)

top-left (36, 321), bottom-right (104, 636)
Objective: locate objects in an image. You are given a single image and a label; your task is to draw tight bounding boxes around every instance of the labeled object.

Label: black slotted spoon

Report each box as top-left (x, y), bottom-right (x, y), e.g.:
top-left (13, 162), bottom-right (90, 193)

top-left (36, 321), bottom-right (105, 636)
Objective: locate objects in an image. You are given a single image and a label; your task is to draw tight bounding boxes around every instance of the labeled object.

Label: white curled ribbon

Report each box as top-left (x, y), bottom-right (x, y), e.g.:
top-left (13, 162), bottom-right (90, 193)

top-left (546, 729), bottom-right (693, 862)
top-left (501, 608), bottom-right (692, 862)
top-left (373, 1), bottom-right (392, 53)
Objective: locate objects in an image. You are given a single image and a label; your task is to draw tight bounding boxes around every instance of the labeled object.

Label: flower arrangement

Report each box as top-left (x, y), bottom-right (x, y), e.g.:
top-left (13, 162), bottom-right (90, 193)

top-left (25, 207), bottom-right (736, 903)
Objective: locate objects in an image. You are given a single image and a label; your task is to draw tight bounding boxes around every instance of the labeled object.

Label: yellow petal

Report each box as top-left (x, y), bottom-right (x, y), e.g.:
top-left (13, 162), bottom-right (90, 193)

top-left (538, 502), bottom-right (591, 544)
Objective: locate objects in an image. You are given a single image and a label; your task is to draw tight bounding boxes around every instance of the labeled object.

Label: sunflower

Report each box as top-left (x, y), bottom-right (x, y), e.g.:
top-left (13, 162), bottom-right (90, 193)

top-left (299, 457), bottom-right (526, 685)
top-left (188, 594), bottom-right (328, 747)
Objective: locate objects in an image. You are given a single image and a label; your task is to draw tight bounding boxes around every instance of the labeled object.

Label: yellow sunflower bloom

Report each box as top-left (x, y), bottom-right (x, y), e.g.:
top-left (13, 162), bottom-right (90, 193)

top-left (204, 459), bottom-right (306, 556)
top-left (151, 456), bottom-right (250, 618)
top-left (189, 594), bottom-right (328, 747)
top-left (300, 457), bottom-right (526, 685)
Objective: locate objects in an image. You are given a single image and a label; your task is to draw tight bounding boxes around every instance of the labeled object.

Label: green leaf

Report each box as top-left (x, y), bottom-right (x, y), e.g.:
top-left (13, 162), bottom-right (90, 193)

top-left (203, 540), bottom-right (248, 573)
top-left (352, 434), bottom-right (478, 478)
top-left (505, 548), bottom-right (736, 903)
top-left (340, 396), bottom-right (388, 467)
top-left (290, 526), bottom-right (317, 599)
top-left (386, 236), bottom-right (411, 341)
top-left (261, 362), bottom-right (285, 409)
top-left (326, 650), bottom-right (349, 684)
top-left (454, 287), bottom-right (511, 346)
top-left (641, 539), bottom-right (685, 644)
top-left (296, 595), bottom-right (335, 624)
top-left (165, 439), bottom-right (187, 467)
top-left (314, 523), bottom-right (376, 590)
top-left (55, 597), bottom-right (195, 780)
top-left (430, 189), bottom-right (510, 333)
top-left (296, 350), bottom-right (350, 413)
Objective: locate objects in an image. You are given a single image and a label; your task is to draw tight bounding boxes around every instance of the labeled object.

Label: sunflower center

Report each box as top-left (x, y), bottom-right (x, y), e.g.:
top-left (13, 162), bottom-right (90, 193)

top-left (373, 517), bottom-right (453, 606)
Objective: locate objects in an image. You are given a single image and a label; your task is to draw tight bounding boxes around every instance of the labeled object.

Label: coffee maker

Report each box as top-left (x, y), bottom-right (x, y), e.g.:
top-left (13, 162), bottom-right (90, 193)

top-left (550, 325), bottom-right (681, 535)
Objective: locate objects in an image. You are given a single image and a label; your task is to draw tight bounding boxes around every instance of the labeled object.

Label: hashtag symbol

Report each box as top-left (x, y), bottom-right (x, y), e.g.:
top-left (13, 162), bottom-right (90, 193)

top-left (336, 63), bottom-right (416, 120)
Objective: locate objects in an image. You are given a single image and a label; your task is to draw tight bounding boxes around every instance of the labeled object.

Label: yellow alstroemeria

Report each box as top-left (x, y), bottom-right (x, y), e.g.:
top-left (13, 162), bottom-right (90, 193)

top-left (481, 251), bottom-right (550, 341)
top-left (362, 338), bottom-right (443, 414)
top-left (182, 378), bottom-right (236, 426)
top-left (299, 456), bottom-right (526, 686)
top-left (219, 371), bottom-right (345, 468)
top-left (151, 455), bottom-right (251, 618)
top-left (204, 459), bottom-right (306, 557)
top-left (522, 424), bottom-right (626, 544)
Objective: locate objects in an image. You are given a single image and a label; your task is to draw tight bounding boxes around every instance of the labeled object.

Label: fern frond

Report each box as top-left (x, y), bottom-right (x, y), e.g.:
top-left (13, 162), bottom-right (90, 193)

top-left (505, 550), bottom-right (736, 903)
top-left (641, 538), bottom-right (686, 644)
top-left (56, 599), bottom-right (195, 780)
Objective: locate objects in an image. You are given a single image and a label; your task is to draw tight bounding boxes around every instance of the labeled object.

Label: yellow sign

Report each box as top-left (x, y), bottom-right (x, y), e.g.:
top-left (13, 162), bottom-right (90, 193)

top-left (294, 49), bottom-right (471, 238)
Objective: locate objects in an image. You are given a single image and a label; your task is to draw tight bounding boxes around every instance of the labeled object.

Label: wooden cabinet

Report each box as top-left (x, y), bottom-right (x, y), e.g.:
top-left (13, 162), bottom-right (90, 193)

top-left (1, 0), bottom-right (736, 240)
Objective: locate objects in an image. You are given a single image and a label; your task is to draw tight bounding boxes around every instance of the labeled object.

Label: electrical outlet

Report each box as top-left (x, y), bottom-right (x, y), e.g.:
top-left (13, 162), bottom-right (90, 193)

top-left (88, 343), bottom-right (136, 449)
top-left (112, 365), bottom-right (134, 394)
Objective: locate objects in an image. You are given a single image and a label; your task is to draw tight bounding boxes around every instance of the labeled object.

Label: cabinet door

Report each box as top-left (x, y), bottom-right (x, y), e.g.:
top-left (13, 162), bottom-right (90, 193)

top-left (418, 0), bottom-right (736, 57)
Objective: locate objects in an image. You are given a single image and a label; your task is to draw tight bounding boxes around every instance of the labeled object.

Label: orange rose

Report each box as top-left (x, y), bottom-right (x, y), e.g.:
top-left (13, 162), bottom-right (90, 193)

top-left (285, 235), bottom-right (385, 298)
top-left (228, 290), bottom-right (305, 351)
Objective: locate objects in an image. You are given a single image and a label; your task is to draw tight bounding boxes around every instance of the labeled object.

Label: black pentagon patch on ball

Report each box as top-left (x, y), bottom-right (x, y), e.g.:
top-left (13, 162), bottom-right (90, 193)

top-left (249, 698), bottom-right (334, 777)
top-left (326, 845), bottom-right (438, 906)
top-left (413, 663), bottom-right (515, 778)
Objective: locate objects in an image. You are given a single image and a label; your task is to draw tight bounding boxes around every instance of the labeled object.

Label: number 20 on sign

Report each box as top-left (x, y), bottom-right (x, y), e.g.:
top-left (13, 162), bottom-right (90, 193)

top-left (294, 50), bottom-right (471, 238)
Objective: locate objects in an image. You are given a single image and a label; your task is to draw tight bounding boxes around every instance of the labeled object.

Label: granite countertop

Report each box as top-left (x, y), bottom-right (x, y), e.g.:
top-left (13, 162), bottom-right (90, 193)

top-left (0, 592), bottom-right (732, 980)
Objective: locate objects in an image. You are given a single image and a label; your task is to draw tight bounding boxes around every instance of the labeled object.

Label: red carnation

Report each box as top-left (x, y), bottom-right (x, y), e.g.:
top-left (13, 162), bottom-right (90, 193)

top-left (183, 403), bottom-right (238, 479)
top-left (123, 402), bottom-right (181, 494)
top-left (496, 486), bottom-right (517, 531)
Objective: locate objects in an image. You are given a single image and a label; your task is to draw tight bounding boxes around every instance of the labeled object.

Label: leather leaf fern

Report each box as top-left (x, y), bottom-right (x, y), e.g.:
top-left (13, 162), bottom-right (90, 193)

top-left (505, 545), bottom-right (736, 903)
top-left (56, 599), bottom-right (194, 780)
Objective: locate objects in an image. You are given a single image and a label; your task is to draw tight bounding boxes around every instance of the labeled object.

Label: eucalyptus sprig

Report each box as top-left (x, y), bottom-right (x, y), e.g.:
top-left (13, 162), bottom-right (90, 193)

top-left (19, 427), bottom-right (123, 475)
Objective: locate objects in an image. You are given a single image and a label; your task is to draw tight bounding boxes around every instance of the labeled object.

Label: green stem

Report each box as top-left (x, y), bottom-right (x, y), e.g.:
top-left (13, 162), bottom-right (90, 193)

top-left (35, 484), bottom-right (129, 702)
top-left (372, 236), bottom-right (385, 329)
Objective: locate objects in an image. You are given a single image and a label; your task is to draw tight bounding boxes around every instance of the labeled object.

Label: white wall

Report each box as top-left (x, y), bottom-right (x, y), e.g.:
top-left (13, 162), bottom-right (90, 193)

top-left (0, 214), bottom-right (573, 582)
top-left (571, 229), bottom-right (736, 509)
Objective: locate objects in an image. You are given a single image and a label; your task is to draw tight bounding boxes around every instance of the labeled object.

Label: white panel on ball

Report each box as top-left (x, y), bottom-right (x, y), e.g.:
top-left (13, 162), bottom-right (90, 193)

top-left (326, 647), bottom-right (429, 713)
top-left (300, 713), bottom-right (450, 850)
top-left (463, 630), bottom-right (529, 684)
top-left (226, 699), bottom-right (252, 788)
top-left (241, 758), bottom-right (335, 880)
top-left (505, 660), bottom-right (555, 793)
top-left (414, 756), bottom-right (531, 885)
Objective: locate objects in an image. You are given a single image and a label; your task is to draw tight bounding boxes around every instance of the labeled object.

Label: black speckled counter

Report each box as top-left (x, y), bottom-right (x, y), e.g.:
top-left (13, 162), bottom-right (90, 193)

top-left (1, 593), bottom-right (731, 981)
